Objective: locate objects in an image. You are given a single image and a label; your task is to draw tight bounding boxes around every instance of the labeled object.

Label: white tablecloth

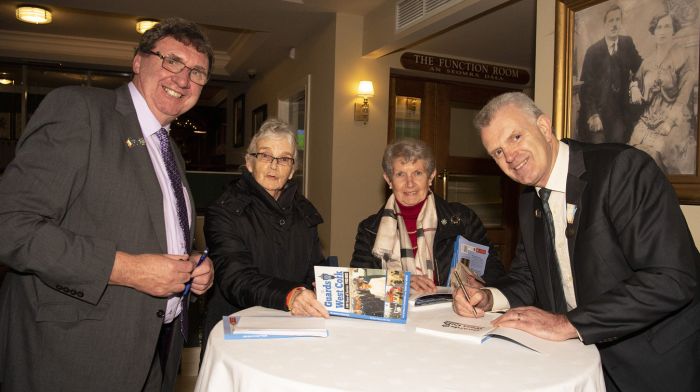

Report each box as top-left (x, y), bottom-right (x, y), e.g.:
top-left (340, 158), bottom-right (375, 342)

top-left (195, 306), bottom-right (604, 392)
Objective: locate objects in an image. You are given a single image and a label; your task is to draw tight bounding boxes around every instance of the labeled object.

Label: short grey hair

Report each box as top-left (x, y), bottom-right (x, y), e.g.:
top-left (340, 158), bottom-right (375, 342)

top-left (382, 138), bottom-right (435, 177)
top-left (246, 118), bottom-right (298, 169)
top-left (473, 92), bottom-right (544, 132)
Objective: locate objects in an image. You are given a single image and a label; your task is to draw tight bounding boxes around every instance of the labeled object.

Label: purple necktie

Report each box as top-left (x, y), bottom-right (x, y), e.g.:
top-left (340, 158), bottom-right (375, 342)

top-left (156, 128), bottom-right (192, 338)
top-left (156, 128), bottom-right (191, 253)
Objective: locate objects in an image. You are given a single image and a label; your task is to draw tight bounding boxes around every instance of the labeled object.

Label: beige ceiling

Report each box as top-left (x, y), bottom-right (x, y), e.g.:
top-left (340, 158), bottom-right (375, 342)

top-left (0, 0), bottom-right (535, 82)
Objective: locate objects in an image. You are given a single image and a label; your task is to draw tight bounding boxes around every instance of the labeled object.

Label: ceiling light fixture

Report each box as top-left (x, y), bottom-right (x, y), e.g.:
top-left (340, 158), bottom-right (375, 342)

top-left (16, 6), bottom-right (52, 24)
top-left (136, 19), bottom-right (159, 34)
top-left (0, 79), bottom-right (14, 85)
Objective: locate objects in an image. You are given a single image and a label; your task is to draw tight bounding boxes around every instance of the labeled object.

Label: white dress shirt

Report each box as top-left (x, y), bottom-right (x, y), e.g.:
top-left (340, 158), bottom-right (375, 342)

top-left (490, 141), bottom-right (577, 311)
top-left (128, 82), bottom-right (192, 323)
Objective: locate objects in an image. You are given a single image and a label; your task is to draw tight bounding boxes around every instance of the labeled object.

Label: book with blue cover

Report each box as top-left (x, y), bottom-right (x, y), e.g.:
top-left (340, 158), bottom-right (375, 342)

top-left (222, 314), bottom-right (328, 340)
top-left (314, 266), bottom-right (411, 324)
top-left (446, 235), bottom-right (489, 287)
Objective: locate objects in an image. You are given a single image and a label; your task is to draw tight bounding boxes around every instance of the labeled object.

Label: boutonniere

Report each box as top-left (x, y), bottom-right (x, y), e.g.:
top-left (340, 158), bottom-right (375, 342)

top-left (125, 137), bottom-right (146, 149)
top-left (566, 203), bottom-right (577, 225)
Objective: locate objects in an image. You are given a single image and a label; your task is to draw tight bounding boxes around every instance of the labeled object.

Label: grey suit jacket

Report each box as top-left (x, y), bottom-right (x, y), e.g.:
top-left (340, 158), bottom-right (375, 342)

top-left (0, 84), bottom-right (195, 391)
top-left (494, 140), bottom-right (700, 391)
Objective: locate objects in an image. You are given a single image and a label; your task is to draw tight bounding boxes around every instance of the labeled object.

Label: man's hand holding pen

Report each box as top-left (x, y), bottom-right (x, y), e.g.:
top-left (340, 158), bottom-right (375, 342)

top-left (187, 250), bottom-right (214, 295)
top-left (452, 283), bottom-right (493, 318)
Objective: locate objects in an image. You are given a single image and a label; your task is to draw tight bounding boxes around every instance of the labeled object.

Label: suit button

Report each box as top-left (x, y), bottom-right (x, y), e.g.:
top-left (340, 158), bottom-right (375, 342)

top-left (156, 310), bottom-right (165, 318)
top-left (69, 289), bottom-right (77, 295)
top-left (77, 291), bottom-right (84, 298)
top-left (279, 219), bottom-right (285, 226)
top-left (56, 284), bottom-right (64, 290)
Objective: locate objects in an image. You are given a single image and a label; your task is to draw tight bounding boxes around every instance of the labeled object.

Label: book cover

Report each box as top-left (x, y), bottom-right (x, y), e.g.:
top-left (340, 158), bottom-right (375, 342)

top-left (314, 266), bottom-right (411, 324)
top-left (446, 235), bottom-right (489, 286)
top-left (414, 313), bottom-right (556, 353)
top-left (222, 314), bottom-right (328, 340)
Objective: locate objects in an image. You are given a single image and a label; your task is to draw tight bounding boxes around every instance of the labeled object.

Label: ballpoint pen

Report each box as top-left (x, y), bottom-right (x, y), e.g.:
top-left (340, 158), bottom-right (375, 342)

top-left (453, 269), bottom-right (478, 317)
top-left (182, 248), bottom-right (208, 298)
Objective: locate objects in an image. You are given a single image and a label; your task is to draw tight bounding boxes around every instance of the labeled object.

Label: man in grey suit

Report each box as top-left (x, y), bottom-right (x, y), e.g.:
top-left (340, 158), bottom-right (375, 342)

top-left (0, 18), bottom-right (214, 392)
top-left (455, 92), bottom-right (699, 391)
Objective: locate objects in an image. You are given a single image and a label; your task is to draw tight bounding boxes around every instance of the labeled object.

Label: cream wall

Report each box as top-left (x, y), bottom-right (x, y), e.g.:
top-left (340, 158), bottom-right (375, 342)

top-left (535, 0), bottom-right (699, 247)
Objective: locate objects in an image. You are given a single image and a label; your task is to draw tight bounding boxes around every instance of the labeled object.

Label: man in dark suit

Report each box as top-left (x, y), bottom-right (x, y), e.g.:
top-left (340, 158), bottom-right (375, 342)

top-left (455, 92), bottom-right (699, 391)
top-left (577, 4), bottom-right (642, 144)
top-left (0, 18), bottom-right (214, 392)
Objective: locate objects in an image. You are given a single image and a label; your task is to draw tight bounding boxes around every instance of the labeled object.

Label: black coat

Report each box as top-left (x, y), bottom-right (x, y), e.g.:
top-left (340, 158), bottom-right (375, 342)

top-left (350, 195), bottom-right (505, 286)
top-left (202, 169), bottom-right (324, 349)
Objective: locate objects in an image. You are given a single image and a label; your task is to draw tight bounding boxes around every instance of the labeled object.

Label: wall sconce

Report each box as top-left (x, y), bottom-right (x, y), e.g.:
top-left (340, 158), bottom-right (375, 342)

top-left (16, 6), bottom-right (52, 24)
top-left (354, 80), bottom-right (375, 124)
top-left (136, 19), bottom-right (159, 34)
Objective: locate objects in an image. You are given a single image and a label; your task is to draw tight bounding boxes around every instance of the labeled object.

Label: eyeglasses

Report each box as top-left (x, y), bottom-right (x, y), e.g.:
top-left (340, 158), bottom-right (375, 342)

top-left (146, 50), bottom-right (209, 86)
top-left (249, 152), bottom-right (295, 167)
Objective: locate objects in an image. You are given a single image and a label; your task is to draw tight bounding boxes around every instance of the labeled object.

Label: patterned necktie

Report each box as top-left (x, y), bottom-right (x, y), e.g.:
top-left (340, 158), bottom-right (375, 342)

top-left (610, 41), bottom-right (617, 55)
top-left (539, 188), bottom-right (566, 312)
top-left (156, 128), bottom-right (191, 253)
top-left (156, 128), bottom-right (191, 338)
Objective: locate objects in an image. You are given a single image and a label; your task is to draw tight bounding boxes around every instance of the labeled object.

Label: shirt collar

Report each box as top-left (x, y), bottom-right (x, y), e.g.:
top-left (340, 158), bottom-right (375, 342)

top-left (128, 82), bottom-right (170, 137)
top-left (605, 37), bottom-right (618, 49)
top-left (537, 141), bottom-right (569, 195)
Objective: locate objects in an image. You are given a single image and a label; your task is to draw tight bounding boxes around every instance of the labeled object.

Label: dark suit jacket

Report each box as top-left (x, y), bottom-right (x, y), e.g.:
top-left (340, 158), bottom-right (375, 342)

top-left (578, 36), bottom-right (642, 143)
top-left (0, 85), bottom-right (195, 392)
top-left (494, 140), bottom-right (700, 391)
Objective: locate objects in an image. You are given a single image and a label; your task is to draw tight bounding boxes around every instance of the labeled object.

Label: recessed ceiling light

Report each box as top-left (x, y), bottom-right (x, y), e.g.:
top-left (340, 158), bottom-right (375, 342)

top-left (136, 19), bottom-right (159, 34)
top-left (16, 6), bottom-right (52, 24)
top-left (0, 79), bottom-right (14, 85)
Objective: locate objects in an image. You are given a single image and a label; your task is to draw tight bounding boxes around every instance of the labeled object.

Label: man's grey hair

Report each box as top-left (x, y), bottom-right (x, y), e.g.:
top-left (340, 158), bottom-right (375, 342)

top-left (382, 138), bottom-right (435, 177)
top-left (246, 118), bottom-right (299, 170)
top-left (473, 92), bottom-right (544, 132)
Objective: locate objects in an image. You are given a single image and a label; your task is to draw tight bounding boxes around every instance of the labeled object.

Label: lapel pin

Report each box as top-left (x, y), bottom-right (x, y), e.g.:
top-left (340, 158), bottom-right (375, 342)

top-left (125, 137), bottom-right (146, 148)
top-left (534, 209), bottom-right (542, 218)
top-left (440, 218), bottom-right (447, 226)
top-left (450, 216), bottom-right (461, 225)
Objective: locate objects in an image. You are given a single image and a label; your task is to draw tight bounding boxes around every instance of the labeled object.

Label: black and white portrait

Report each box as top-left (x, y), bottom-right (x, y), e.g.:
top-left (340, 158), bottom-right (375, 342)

top-left (571, 0), bottom-right (699, 175)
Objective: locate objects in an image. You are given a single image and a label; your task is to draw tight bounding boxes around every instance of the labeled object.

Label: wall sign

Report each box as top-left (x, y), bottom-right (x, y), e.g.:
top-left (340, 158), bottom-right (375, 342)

top-left (400, 52), bottom-right (530, 85)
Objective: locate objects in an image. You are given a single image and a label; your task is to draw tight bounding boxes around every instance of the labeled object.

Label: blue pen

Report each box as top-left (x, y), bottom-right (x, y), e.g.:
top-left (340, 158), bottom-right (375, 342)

top-left (182, 248), bottom-right (208, 298)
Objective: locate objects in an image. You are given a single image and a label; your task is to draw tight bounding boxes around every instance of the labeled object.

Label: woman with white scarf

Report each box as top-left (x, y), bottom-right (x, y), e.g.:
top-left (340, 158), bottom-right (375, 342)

top-left (351, 138), bottom-right (505, 293)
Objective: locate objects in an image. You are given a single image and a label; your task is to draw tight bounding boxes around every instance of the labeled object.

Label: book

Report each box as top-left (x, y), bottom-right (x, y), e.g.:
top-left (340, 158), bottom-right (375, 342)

top-left (222, 314), bottom-right (328, 340)
top-left (314, 266), bottom-right (411, 323)
top-left (446, 235), bottom-right (489, 286)
top-left (414, 312), bottom-right (556, 354)
top-left (408, 286), bottom-right (453, 310)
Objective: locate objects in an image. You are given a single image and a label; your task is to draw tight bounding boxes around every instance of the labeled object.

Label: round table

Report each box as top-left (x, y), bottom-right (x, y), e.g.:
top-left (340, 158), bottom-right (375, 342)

top-left (195, 306), bottom-right (604, 392)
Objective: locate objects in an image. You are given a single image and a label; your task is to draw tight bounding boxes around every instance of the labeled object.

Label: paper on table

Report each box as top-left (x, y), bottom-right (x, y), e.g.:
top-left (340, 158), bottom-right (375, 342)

top-left (414, 312), bottom-right (558, 354)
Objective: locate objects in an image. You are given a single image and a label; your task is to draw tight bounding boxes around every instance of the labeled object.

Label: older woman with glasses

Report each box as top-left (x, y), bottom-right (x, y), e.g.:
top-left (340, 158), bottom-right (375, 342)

top-left (351, 138), bottom-right (505, 293)
top-left (201, 119), bottom-right (328, 354)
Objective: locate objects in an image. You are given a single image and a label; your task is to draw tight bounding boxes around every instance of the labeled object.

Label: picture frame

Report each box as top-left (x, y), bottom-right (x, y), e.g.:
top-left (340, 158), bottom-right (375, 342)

top-left (554, 0), bottom-right (700, 204)
top-left (233, 94), bottom-right (245, 147)
top-left (252, 104), bottom-right (268, 136)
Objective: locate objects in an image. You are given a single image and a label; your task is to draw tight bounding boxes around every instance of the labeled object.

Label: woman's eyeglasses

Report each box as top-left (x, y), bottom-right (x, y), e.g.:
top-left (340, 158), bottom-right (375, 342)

top-left (249, 152), bottom-right (294, 166)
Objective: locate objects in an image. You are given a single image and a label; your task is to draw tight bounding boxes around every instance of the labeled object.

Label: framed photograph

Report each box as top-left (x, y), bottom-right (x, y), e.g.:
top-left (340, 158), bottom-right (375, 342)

top-left (233, 94), bottom-right (245, 147)
top-left (555, 0), bottom-right (700, 203)
top-left (252, 104), bottom-right (268, 136)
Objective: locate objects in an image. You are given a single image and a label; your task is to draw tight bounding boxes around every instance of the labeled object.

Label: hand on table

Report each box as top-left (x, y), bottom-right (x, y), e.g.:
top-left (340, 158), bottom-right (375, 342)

top-left (289, 288), bottom-right (329, 318)
top-left (493, 306), bottom-right (578, 341)
top-left (410, 274), bottom-right (437, 294)
top-left (452, 285), bottom-right (492, 318)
